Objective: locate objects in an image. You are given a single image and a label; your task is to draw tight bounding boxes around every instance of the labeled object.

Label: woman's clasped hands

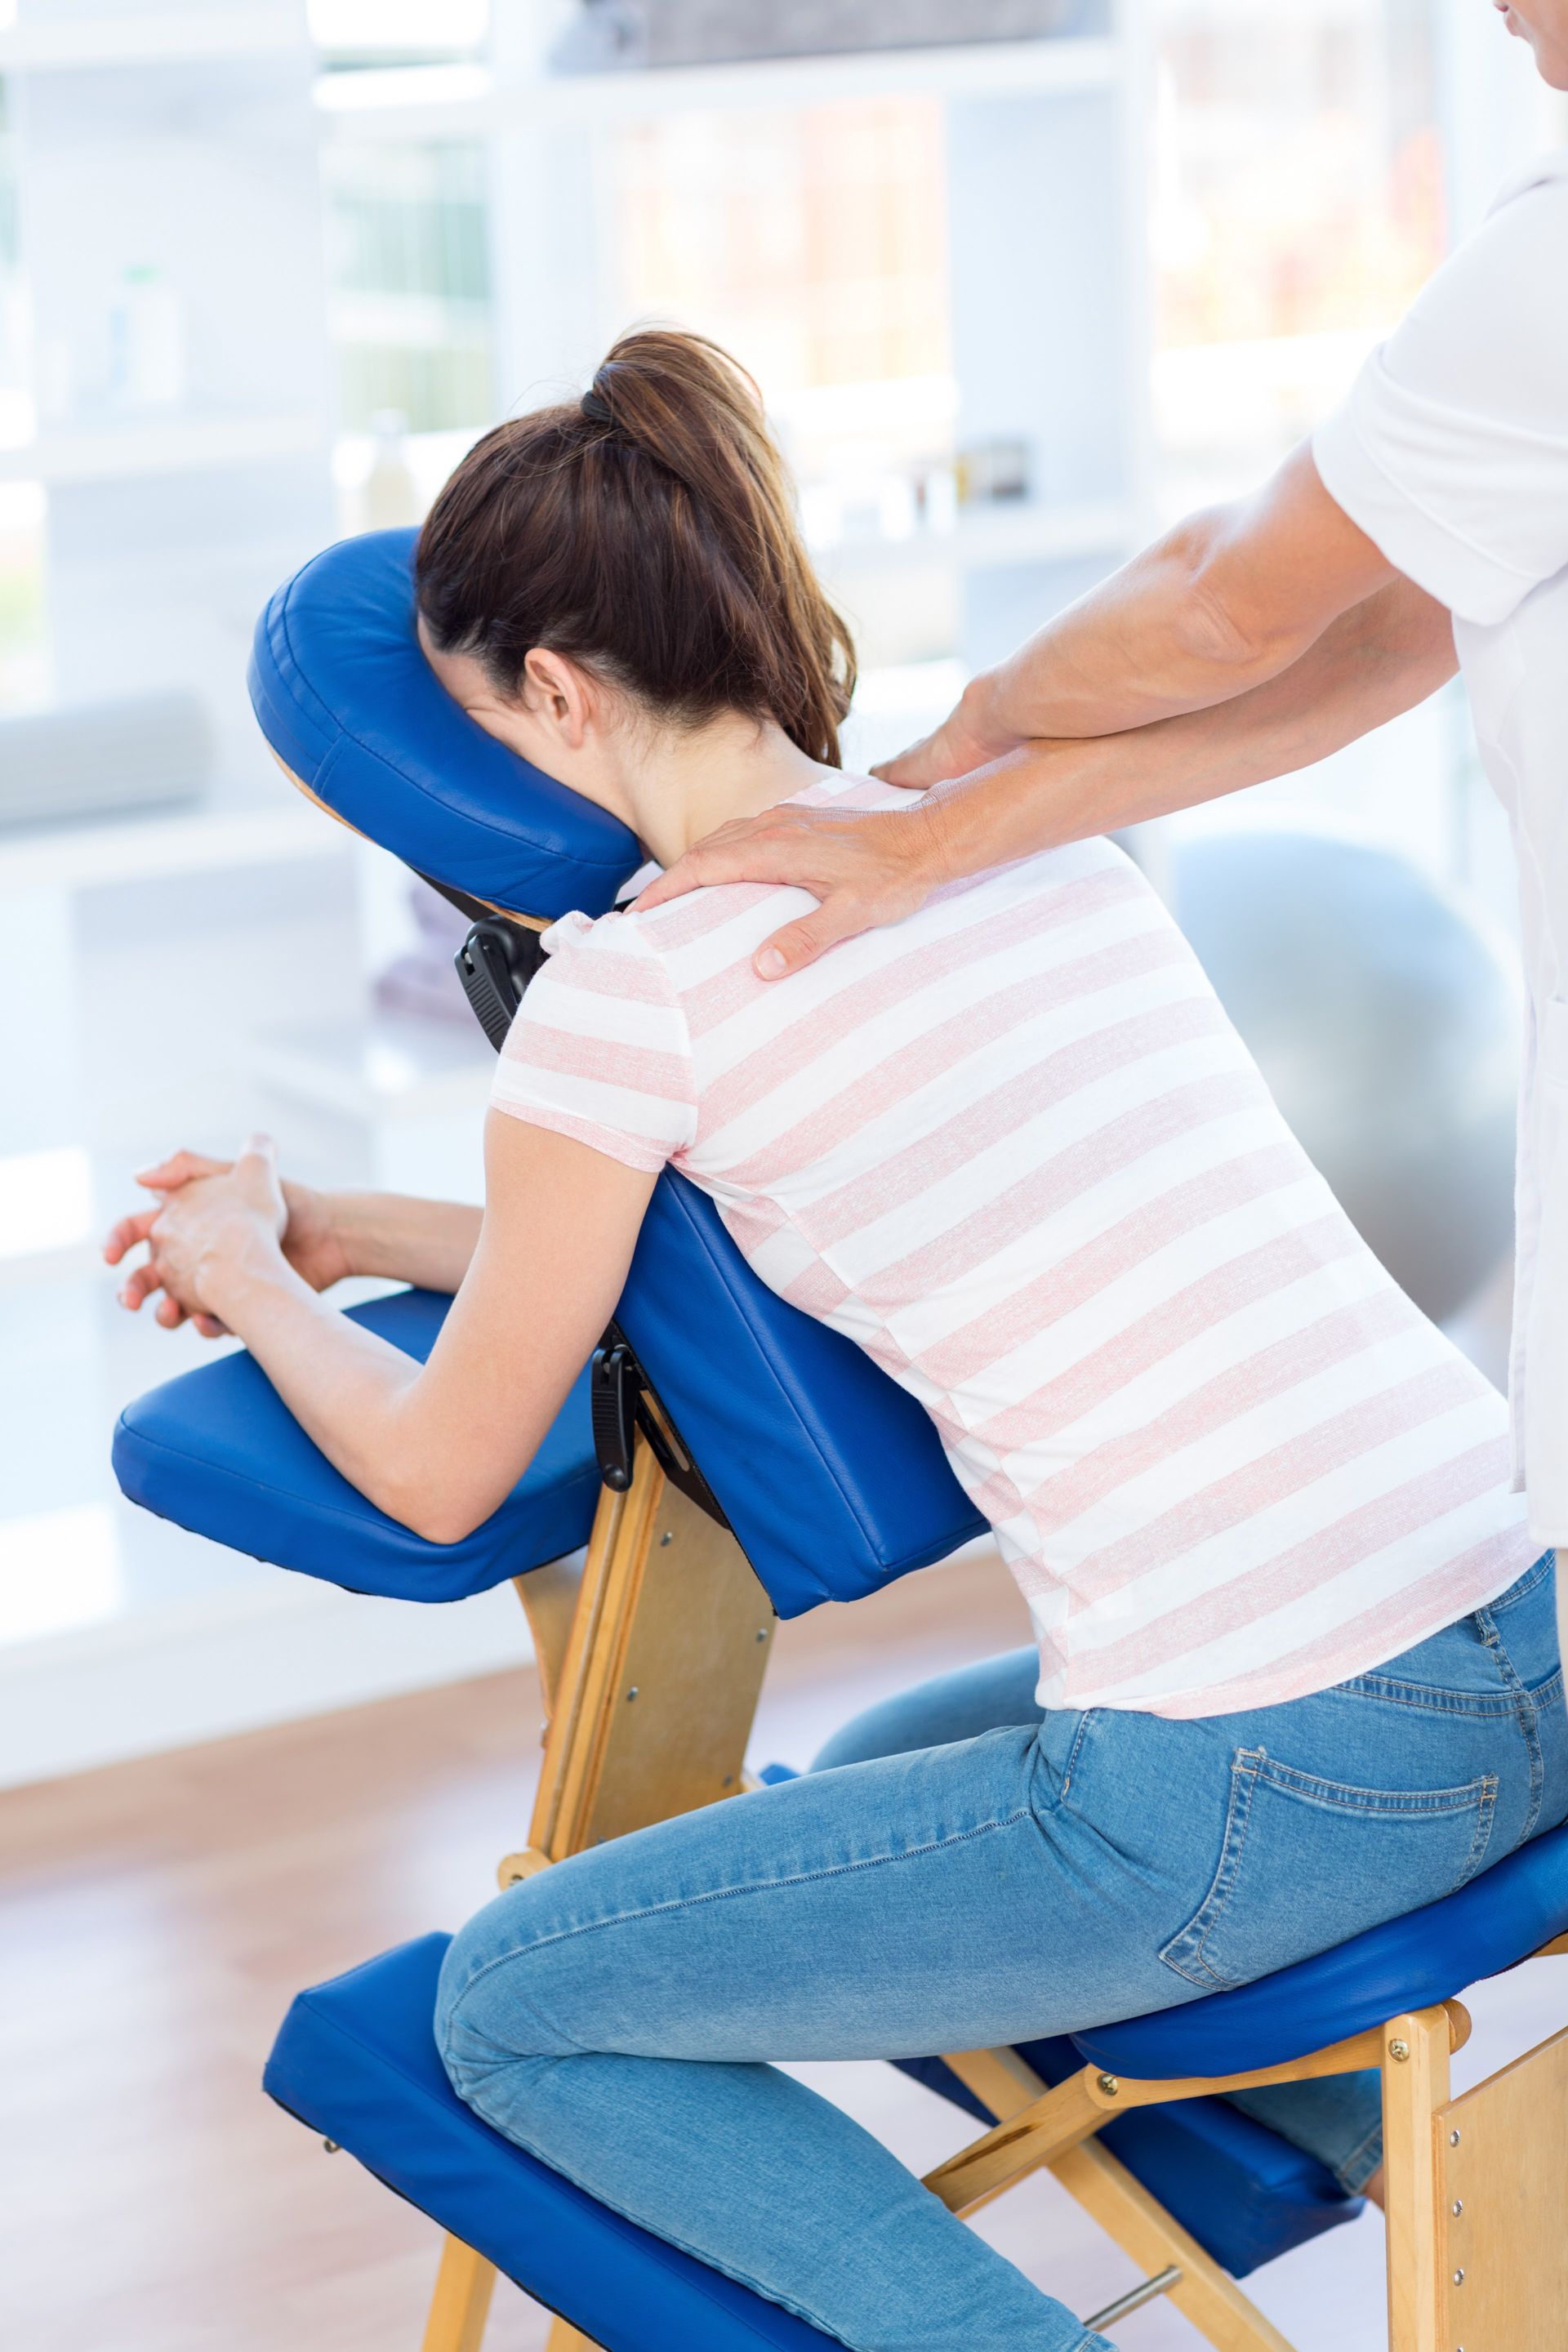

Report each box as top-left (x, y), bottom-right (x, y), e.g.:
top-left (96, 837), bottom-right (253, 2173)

top-left (103, 1138), bottom-right (347, 1339)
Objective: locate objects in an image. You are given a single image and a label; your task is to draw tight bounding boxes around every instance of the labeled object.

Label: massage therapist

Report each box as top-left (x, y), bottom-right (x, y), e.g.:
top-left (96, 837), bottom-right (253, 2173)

top-left (640, 0), bottom-right (1568, 1615)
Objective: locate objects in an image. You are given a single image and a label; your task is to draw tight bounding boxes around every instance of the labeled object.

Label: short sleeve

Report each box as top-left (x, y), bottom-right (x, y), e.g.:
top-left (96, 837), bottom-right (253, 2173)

top-left (490, 910), bottom-right (697, 1174)
top-left (1312, 154), bottom-right (1568, 626)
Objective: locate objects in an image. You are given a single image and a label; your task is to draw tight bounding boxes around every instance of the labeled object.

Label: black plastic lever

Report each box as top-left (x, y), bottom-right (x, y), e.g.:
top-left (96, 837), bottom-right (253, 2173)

top-left (590, 1341), bottom-right (640, 1492)
top-left (454, 919), bottom-right (528, 1052)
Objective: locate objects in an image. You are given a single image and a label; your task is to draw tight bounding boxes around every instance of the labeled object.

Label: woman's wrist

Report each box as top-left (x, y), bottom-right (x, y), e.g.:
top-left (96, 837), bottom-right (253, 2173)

top-left (198, 1229), bottom-right (305, 1328)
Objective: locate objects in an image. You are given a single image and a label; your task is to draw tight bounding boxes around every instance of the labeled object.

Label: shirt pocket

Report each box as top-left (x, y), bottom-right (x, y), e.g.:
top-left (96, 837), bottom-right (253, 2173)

top-left (1159, 1746), bottom-right (1497, 1993)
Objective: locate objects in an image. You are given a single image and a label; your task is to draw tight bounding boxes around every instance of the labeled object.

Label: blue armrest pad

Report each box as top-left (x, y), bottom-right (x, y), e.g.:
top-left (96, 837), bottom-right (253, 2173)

top-left (265, 1936), bottom-right (840, 2351)
top-left (249, 529), bottom-right (641, 920)
top-left (112, 1290), bottom-right (599, 1602)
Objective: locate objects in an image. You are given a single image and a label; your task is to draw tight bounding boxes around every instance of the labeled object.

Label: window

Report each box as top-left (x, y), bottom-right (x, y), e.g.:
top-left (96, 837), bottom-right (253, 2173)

top-left (1152, 0), bottom-right (1445, 517)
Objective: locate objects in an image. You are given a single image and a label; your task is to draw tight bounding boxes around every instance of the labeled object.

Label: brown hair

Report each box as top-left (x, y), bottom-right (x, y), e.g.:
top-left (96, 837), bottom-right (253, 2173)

top-left (416, 328), bottom-right (856, 764)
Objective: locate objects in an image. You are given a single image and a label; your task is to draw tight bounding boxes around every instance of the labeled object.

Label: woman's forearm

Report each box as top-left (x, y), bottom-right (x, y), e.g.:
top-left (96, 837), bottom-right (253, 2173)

top-left (202, 1250), bottom-right (444, 1526)
top-left (924, 577), bottom-right (1456, 878)
top-left (333, 1192), bottom-right (483, 1292)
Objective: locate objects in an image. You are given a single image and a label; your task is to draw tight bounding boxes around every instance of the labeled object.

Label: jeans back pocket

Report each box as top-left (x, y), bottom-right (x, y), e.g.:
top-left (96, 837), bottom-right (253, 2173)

top-left (1160, 1746), bottom-right (1498, 1993)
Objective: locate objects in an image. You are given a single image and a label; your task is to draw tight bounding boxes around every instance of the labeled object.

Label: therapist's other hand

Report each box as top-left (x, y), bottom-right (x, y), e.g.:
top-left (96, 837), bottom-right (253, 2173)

top-left (633, 799), bottom-right (950, 979)
top-left (105, 1139), bottom-right (327, 1333)
top-left (871, 677), bottom-right (1017, 791)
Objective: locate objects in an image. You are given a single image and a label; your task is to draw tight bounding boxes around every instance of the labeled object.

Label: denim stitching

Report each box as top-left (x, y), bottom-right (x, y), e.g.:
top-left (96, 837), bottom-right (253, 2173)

top-left (1336, 1678), bottom-right (1522, 1718)
top-left (446, 2081), bottom-right (933, 2350)
top-left (1455, 1775), bottom-right (1499, 1886)
top-left (1160, 1747), bottom-right (1264, 1990)
top-left (1236, 1758), bottom-right (1498, 1818)
top-left (1057, 1708), bottom-right (1096, 1802)
top-left (1159, 1751), bottom-right (1498, 1992)
top-left (448, 1807), bottom-right (1040, 2008)
top-left (1484, 1603), bottom-right (1548, 1846)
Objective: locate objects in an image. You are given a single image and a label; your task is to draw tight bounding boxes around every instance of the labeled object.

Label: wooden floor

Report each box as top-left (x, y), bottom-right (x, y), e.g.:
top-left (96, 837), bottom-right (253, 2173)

top-left (1, 1546), bottom-right (1415, 2352)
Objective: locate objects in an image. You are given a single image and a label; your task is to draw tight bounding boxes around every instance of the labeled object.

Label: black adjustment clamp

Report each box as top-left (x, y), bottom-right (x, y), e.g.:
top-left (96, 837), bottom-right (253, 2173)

top-left (454, 919), bottom-right (529, 1052)
top-left (590, 1341), bottom-right (641, 1492)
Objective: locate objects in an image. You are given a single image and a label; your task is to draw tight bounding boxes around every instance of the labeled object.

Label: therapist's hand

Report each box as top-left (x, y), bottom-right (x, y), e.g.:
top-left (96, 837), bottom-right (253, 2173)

top-left (870, 676), bottom-right (1018, 791)
top-left (633, 797), bottom-right (953, 978)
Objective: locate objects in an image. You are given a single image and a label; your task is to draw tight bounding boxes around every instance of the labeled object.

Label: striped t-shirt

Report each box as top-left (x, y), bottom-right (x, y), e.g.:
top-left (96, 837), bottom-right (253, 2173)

top-left (492, 774), bottom-right (1535, 1718)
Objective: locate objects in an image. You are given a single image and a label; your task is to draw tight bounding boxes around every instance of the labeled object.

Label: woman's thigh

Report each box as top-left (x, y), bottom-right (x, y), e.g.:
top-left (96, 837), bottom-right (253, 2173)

top-left (810, 1646), bottom-right (1041, 1771)
top-left (439, 1719), bottom-right (1174, 2074)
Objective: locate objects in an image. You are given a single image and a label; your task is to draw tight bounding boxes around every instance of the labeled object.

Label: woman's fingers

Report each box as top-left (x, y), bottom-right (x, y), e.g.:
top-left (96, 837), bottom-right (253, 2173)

top-left (103, 1206), bottom-right (161, 1266)
top-left (135, 1147), bottom-right (231, 1193)
top-left (116, 1258), bottom-right (167, 1312)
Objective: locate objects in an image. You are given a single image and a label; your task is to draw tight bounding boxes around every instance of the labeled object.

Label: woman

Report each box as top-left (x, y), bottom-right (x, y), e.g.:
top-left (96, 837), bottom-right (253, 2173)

top-left (107, 332), bottom-right (1563, 2352)
top-left (640, 0), bottom-right (1568, 1637)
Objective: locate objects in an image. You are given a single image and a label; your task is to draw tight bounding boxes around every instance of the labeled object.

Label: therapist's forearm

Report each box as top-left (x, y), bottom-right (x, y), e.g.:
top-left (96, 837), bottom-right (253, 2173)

top-left (963, 445), bottom-right (1397, 749)
top-left (924, 579), bottom-right (1456, 875)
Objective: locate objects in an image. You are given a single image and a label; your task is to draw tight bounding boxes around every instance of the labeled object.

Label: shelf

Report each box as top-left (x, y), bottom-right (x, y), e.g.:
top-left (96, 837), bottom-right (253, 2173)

top-left (0, 798), bottom-right (348, 898)
top-left (813, 497), bottom-right (1134, 577)
top-left (321, 33), bottom-right (1119, 139)
top-left (0, 4), bottom-right (304, 73)
top-left (0, 409), bottom-right (328, 488)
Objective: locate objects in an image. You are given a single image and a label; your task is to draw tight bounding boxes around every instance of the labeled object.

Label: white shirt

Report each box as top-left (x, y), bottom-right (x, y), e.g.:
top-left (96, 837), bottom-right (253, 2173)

top-left (1313, 149), bottom-right (1568, 1549)
top-left (492, 787), bottom-right (1532, 1718)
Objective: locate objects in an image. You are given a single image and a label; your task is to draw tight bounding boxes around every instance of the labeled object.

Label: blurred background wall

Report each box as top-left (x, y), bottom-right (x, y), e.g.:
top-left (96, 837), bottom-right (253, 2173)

top-left (1, 0), bottom-right (1561, 1784)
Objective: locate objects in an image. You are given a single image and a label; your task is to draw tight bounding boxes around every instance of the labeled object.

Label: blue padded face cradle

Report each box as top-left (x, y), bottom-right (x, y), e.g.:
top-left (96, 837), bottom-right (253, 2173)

top-left (112, 1291), bottom-right (601, 1603)
top-left (248, 528), bottom-right (643, 921)
top-left (266, 1935), bottom-right (842, 2352)
top-left (1075, 1812), bottom-right (1568, 2082)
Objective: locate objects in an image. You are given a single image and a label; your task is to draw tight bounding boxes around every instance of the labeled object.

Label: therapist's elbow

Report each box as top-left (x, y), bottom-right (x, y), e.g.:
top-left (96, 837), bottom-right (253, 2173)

top-left (1164, 515), bottom-right (1312, 686)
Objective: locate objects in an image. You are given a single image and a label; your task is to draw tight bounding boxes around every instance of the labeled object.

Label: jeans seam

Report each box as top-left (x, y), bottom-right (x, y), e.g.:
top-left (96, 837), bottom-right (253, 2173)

top-left (447, 2089), bottom-right (915, 2352)
top-left (1335, 1681), bottom-right (1521, 1717)
top-left (1160, 1747), bottom-right (1263, 1990)
top-left (1486, 1614), bottom-right (1548, 1846)
top-left (447, 1808), bottom-right (1040, 2013)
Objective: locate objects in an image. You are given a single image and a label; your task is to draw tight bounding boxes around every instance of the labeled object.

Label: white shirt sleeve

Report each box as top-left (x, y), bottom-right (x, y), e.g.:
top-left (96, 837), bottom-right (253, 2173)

top-left (1312, 151), bottom-right (1568, 627)
top-left (490, 910), bottom-right (698, 1174)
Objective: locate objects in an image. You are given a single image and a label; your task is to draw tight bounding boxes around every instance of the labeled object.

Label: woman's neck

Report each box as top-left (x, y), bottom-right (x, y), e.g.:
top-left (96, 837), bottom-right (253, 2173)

top-left (614, 715), bottom-right (829, 870)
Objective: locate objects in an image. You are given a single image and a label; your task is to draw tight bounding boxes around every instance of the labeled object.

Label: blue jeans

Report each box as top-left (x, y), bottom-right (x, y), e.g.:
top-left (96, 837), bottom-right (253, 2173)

top-left (438, 1555), bottom-right (1564, 2352)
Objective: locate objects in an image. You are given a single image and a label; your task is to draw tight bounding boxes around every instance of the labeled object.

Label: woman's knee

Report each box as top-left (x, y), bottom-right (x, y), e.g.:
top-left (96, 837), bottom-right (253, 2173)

top-left (435, 1881), bottom-right (573, 2090)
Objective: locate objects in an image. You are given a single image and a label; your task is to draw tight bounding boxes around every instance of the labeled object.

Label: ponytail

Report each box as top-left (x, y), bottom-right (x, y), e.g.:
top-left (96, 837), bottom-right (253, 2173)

top-left (416, 328), bottom-right (856, 764)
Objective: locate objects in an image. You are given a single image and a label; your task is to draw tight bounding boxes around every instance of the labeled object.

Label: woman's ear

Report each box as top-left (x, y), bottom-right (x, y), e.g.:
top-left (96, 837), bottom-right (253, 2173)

top-left (521, 648), bottom-right (595, 752)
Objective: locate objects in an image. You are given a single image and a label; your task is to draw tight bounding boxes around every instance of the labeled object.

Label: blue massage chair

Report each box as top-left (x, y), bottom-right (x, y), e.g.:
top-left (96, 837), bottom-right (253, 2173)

top-left (114, 530), bottom-right (1568, 2352)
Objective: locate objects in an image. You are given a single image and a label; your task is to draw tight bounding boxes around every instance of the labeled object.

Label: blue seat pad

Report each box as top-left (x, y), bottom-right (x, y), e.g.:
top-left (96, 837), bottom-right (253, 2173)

top-left (898, 2049), bottom-right (1356, 2280)
top-left (248, 528), bottom-right (641, 922)
top-left (1076, 1814), bottom-right (1568, 2081)
top-left (112, 1290), bottom-right (600, 1603)
top-left (265, 1935), bottom-right (841, 2352)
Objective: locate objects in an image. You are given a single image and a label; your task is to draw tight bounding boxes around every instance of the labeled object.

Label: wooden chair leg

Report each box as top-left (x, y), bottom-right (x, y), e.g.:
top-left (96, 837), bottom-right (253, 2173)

top-left (943, 2049), bottom-right (1296, 2352)
top-left (545, 2322), bottom-right (600, 2350)
top-left (421, 2234), bottom-right (497, 2352)
top-left (1380, 2006), bottom-right (1451, 2352)
top-left (502, 1450), bottom-right (773, 1880)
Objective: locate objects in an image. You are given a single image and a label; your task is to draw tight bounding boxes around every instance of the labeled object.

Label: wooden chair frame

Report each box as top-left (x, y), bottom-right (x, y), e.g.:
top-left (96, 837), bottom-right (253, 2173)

top-left (408, 1454), bottom-right (1568, 2352)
